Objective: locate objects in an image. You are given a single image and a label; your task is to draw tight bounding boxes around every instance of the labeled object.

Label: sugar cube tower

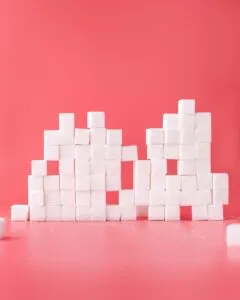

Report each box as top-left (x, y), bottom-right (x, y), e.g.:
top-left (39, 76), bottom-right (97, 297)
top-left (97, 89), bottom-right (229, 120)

top-left (11, 99), bottom-right (229, 221)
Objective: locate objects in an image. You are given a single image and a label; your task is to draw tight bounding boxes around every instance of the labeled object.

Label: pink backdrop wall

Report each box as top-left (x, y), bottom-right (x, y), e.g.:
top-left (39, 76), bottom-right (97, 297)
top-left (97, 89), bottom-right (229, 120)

top-left (0, 0), bottom-right (239, 218)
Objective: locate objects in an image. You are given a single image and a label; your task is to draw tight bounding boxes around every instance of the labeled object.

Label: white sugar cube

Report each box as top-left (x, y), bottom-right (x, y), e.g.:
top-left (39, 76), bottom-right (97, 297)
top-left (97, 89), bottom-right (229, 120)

top-left (136, 206), bottom-right (148, 219)
top-left (135, 190), bottom-right (150, 205)
top-left (59, 159), bottom-right (74, 175)
top-left (226, 224), bottom-right (240, 246)
top-left (46, 206), bottom-right (61, 221)
top-left (163, 145), bottom-right (179, 159)
top-left (208, 204), bottom-right (223, 220)
top-left (61, 206), bottom-right (75, 221)
top-left (59, 113), bottom-right (75, 134)
top-left (146, 128), bottom-right (164, 145)
top-left (196, 112), bottom-right (211, 128)
top-left (105, 160), bottom-right (121, 175)
top-left (212, 173), bottom-right (229, 190)
top-left (165, 191), bottom-right (182, 205)
top-left (166, 175), bottom-right (181, 191)
top-left (44, 130), bottom-right (62, 146)
top-left (165, 206), bottom-right (180, 221)
top-left (120, 205), bottom-right (136, 221)
top-left (163, 114), bottom-right (179, 130)
top-left (31, 160), bottom-right (47, 176)
top-left (90, 146), bottom-right (105, 160)
top-left (196, 143), bottom-right (211, 159)
top-left (180, 129), bottom-right (195, 145)
top-left (195, 190), bottom-right (212, 205)
top-left (60, 190), bottom-right (75, 206)
top-left (134, 160), bottom-right (151, 173)
top-left (179, 115), bottom-right (195, 130)
top-left (75, 160), bottom-right (90, 175)
top-left (164, 130), bottom-right (180, 144)
top-left (91, 174), bottom-right (106, 191)
top-left (148, 206), bottom-right (165, 221)
top-left (91, 191), bottom-right (106, 206)
top-left (75, 145), bottom-right (90, 160)
top-left (178, 160), bottom-right (196, 175)
top-left (44, 145), bottom-right (59, 161)
top-left (90, 128), bottom-right (106, 145)
top-left (45, 191), bottom-right (61, 206)
top-left (106, 129), bottom-right (122, 145)
top-left (91, 205), bottom-right (106, 221)
top-left (181, 191), bottom-right (197, 206)
top-left (151, 159), bottom-right (167, 174)
top-left (60, 145), bottom-right (75, 159)
top-left (213, 189), bottom-right (229, 205)
top-left (106, 174), bottom-right (121, 191)
top-left (76, 206), bottom-right (91, 221)
top-left (178, 99), bottom-right (195, 115)
top-left (87, 112), bottom-right (105, 128)
top-left (196, 173), bottom-right (212, 190)
top-left (28, 190), bottom-right (44, 206)
top-left (134, 172), bottom-right (150, 190)
top-left (75, 175), bottom-right (91, 191)
top-left (105, 145), bottom-right (121, 160)
top-left (30, 206), bottom-right (46, 221)
top-left (196, 159), bottom-right (211, 174)
top-left (179, 144), bottom-right (196, 160)
top-left (76, 191), bottom-right (91, 206)
top-left (0, 218), bottom-right (4, 239)
top-left (106, 205), bottom-right (121, 221)
top-left (181, 176), bottom-right (197, 191)
top-left (151, 174), bottom-right (166, 190)
top-left (121, 146), bottom-right (138, 161)
top-left (74, 129), bottom-right (90, 145)
top-left (147, 145), bottom-right (163, 160)
top-left (150, 190), bottom-right (166, 205)
top-left (90, 161), bottom-right (105, 175)
top-left (119, 190), bottom-right (134, 206)
top-left (11, 205), bottom-right (29, 221)
top-left (44, 176), bottom-right (59, 191)
top-left (195, 127), bottom-right (211, 143)
top-left (28, 175), bottom-right (44, 190)
top-left (192, 205), bottom-right (208, 220)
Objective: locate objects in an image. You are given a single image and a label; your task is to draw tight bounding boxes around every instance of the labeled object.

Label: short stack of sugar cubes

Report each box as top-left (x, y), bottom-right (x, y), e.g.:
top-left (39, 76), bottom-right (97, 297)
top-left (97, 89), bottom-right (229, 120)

top-left (11, 99), bottom-right (229, 222)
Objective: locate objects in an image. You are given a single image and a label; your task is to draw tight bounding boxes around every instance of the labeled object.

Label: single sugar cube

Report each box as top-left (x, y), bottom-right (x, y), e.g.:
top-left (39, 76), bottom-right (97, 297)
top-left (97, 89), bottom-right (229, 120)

top-left (163, 114), bottom-right (179, 130)
top-left (91, 205), bottom-right (107, 221)
top-left (196, 173), bottom-right (212, 190)
top-left (105, 145), bottom-right (121, 160)
top-left (192, 205), bottom-right (208, 221)
top-left (60, 175), bottom-right (75, 190)
top-left (28, 190), bottom-right (44, 206)
top-left (179, 144), bottom-right (196, 160)
top-left (212, 189), bottom-right (229, 205)
top-left (91, 174), bottom-right (106, 191)
top-left (150, 190), bottom-right (166, 205)
top-left (212, 173), bottom-right (229, 190)
top-left (195, 190), bottom-right (212, 205)
top-left (163, 145), bottom-right (179, 159)
top-left (151, 174), bottom-right (166, 190)
top-left (91, 191), bottom-right (106, 206)
top-left (179, 115), bottom-right (195, 130)
top-left (148, 206), bottom-right (165, 221)
top-left (75, 145), bottom-right (90, 160)
top-left (61, 206), bottom-right (75, 221)
top-left (0, 217), bottom-right (5, 239)
top-left (120, 205), bottom-right (136, 221)
top-left (121, 145), bottom-right (138, 161)
top-left (90, 146), bottom-right (106, 160)
top-left (106, 174), bottom-right (121, 191)
top-left (147, 145), bottom-right (164, 160)
top-left (181, 175), bottom-right (197, 191)
top-left (45, 191), bottom-right (61, 206)
top-left (146, 128), bottom-right (164, 145)
top-left (196, 159), bottom-right (211, 174)
top-left (180, 129), bottom-right (195, 145)
top-left (59, 113), bottom-right (75, 134)
top-left (166, 175), bottom-right (181, 191)
top-left (135, 190), bottom-right (150, 205)
top-left (151, 159), bottom-right (167, 174)
top-left (75, 175), bottom-right (91, 191)
top-left (226, 224), bottom-right (240, 246)
top-left (178, 160), bottom-right (196, 175)
top-left (134, 172), bottom-right (150, 191)
top-left (46, 206), bottom-right (61, 221)
top-left (164, 130), bottom-right (180, 145)
top-left (76, 191), bottom-right (91, 206)
top-left (44, 175), bottom-right (59, 191)
top-left (28, 175), bottom-right (43, 190)
top-left (196, 143), bottom-right (211, 159)
top-left (165, 191), bottom-right (182, 205)
top-left (31, 160), bottom-right (47, 176)
top-left (181, 191), bottom-right (197, 206)
top-left (106, 129), bottom-right (122, 145)
top-left (87, 112), bottom-right (105, 128)
top-left (165, 206), bottom-right (180, 221)
top-left (44, 130), bottom-right (62, 146)
top-left (106, 205), bottom-right (121, 221)
top-left (59, 159), bottom-right (74, 175)
top-left (60, 190), bottom-right (75, 206)
top-left (90, 161), bottom-right (105, 175)
top-left (119, 190), bottom-right (134, 206)
top-left (105, 161), bottom-right (121, 176)
top-left (76, 206), bottom-right (91, 221)
top-left (74, 129), bottom-right (90, 145)
top-left (90, 128), bottom-right (106, 145)
top-left (44, 145), bottom-right (59, 161)
top-left (75, 160), bottom-right (90, 175)
top-left (208, 204), bottom-right (223, 220)
top-left (178, 99), bottom-right (195, 115)
top-left (30, 206), bottom-right (46, 221)
top-left (11, 205), bottom-right (29, 221)
top-left (60, 145), bottom-right (75, 159)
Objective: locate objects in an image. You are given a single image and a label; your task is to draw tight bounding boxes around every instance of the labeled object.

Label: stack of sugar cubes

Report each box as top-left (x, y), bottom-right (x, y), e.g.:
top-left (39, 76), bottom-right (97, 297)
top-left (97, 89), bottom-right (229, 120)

top-left (146, 99), bottom-right (229, 220)
top-left (11, 112), bottom-right (138, 221)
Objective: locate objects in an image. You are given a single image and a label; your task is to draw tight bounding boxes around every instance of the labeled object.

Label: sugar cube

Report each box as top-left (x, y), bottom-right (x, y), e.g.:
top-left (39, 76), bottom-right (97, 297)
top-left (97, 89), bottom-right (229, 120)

top-left (87, 112), bottom-right (105, 128)
top-left (146, 128), bottom-right (164, 145)
top-left (60, 190), bottom-right (75, 206)
top-left (28, 175), bottom-right (43, 190)
top-left (30, 206), bottom-right (46, 221)
top-left (178, 160), bottom-right (196, 175)
top-left (181, 175), bottom-right (197, 191)
top-left (151, 159), bottom-right (167, 174)
top-left (91, 191), bottom-right (106, 206)
top-left (179, 129), bottom-right (195, 145)
top-left (121, 146), bottom-right (138, 161)
top-left (76, 191), bottom-right (91, 206)
top-left (147, 146), bottom-right (164, 160)
top-left (151, 174), bottom-right (166, 190)
top-left (91, 174), bottom-right (106, 191)
top-left (106, 205), bottom-right (121, 221)
top-left (0, 217), bottom-right (5, 238)
top-left (165, 206), bottom-right (180, 221)
top-left (28, 190), bottom-right (44, 206)
top-left (59, 113), bottom-right (75, 134)
top-left (165, 191), bottom-right (182, 205)
top-left (105, 160), bottom-right (121, 176)
top-left (213, 189), bottom-right (229, 205)
top-left (178, 99), bottom-right (195, 115)
top-left (45, 191), bottom-right (61, 206)
top-left (44, 175), bottom-right (59, 191)
top-left (148, 206), bottom-right (165, 221)
top-left (106, 129), bottom-right (122, 145)
top-left (106, 174), bottom-right (121, 191)
top-left (60, 145), bottom-right (75, 159)
top-left (91, 205), bottom-right (106, 221)
top-left (75, 175), bottom-right (91, 191)
top-left (31, 160), bottom-right (47, 176)
top-left (120, 205), bottom-right (136, 221)
top-left (197, 173), bottom-right (212, 190)
top-left (76, 206), bottom-right (91, 221)
top-left (196, 143), bottom-right (211, 159)
top-left (46, 206), bottom-right (61, 221)
top-left (192, 205), bottom-right (208, 220)
top-left (164, 130), bottom-right (180, 144)
top-left (135, 190), bottom-right (150, 205)
top-left (150, 190), bottom-right (166, 205)
top-left (105, 145), bottom-right (121, 160)
top-left (74, 129), bottom-right (90, 145)
top-left (179, 145), bottom-right (196, 160)
top-left (163, 114), bottom-right (179, 130)
top-left (59, 159), bottom-right (74, 175)
top-left (212, 173), bottom-right (229, 190)
top-left (90, 128), bottom-right (106, 145)
top-left (196, 159), bottom-right (211, 174)
top-left (166, 175), bottom-right (181, 191)
top-left (44, 145), bottom-right (59, 161)
top-left (61, 206), bottom-right (75, 221)
top-left (208, 204), bottom-right (223, 220)
top-left (11, 205), bottom-right (29, 221)
top-left (90, 146), bottom-right (105, 160)
top-left (44, 130), bottom-right (62, 146)
top-left (119, 190), bottom-right (134, 206)
top-left (226, 224), bottom-right (240, 246)
top-left (163, 145), bottom-right (179, 159)
top-left (75, 160), bottom-right (90, 175)
top-left (75, 145), bottom-right (90, 160)
top-left (179, 114), bottom-right (195, 130)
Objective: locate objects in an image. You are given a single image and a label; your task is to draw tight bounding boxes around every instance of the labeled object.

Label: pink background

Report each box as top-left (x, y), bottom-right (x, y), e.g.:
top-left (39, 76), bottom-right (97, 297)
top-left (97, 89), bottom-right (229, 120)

top-left (0, 0), bottom-right (239, 217)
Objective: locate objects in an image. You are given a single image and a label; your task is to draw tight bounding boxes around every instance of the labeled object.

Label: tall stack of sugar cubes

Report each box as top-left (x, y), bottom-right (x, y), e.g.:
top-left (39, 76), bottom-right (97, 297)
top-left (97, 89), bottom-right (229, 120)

top-left (11, 99), bottom-right (229, 222)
